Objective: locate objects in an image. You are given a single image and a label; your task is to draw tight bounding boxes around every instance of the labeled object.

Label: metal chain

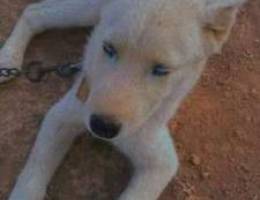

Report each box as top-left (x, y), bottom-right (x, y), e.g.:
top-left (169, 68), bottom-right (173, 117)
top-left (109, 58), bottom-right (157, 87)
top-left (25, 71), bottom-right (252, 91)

top-left (0, 62), bottom-right (81, 83)
top-left (0, 68), bottom-right (21, 77)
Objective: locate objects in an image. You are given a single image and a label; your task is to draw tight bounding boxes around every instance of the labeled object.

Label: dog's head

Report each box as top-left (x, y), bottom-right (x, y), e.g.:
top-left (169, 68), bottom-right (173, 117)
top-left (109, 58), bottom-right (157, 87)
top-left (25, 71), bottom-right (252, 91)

top-left (78, 0), bottom-right (244, 140)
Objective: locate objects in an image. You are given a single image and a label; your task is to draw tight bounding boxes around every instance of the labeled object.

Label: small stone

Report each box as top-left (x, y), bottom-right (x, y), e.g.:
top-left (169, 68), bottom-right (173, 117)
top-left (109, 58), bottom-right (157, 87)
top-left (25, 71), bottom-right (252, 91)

top-left (190, 154), bottom-right (201, 166)
top-left (201, 171), bottom-right (210, 179)
top-left (245, 115), bottom-right (253, 123)
top-left (240, 163), bottom-right (250, 173)
top-left (247, 65), bottom-right (254, 71)
top-left (251, 88), bottom-right (257, 95)
top-left (244, 50), bottom-right (254, 58)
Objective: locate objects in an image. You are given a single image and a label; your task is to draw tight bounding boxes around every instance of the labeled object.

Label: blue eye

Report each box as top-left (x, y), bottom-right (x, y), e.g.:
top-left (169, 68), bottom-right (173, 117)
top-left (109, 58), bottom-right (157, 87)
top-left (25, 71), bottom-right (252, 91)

top-left (152, 64), bottom-right (170, 76)
top-left (103, 42), bottom-right (118, 60)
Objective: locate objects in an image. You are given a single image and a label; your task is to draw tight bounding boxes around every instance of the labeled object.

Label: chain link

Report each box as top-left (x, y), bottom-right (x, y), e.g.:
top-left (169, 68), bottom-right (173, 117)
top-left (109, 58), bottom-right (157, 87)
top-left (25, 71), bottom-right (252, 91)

top-left (0, 68), bottom-right (21, 77)
top-left (0, 63), bottom-right (81, 83)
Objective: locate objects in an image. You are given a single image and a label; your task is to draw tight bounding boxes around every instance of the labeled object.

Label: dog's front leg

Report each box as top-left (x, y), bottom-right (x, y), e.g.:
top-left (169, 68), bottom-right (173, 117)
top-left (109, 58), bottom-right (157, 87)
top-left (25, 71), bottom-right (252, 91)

top-left (8, 90), bottom-right (85, 200)
top-left (114, 126), bottom-right (179, 200)
top-left (0, 0), bottom-right (105, 83)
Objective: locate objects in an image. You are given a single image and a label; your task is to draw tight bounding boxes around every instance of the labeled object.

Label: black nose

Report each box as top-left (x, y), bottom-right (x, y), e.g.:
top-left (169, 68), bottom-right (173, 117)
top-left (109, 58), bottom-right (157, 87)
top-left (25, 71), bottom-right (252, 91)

top-left (90, 114), bottom-right (121, 139)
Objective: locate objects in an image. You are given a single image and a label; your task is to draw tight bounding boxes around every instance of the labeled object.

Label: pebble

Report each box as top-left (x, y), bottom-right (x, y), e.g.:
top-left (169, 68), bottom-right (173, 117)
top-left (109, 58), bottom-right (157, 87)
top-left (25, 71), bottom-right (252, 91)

top-left (245, 115), bottom-right (253, 123)
top-left (254, 39), bottom-right (260, 43)
top-left (201, 171), bottom-right (210, 180)
top-left (251, 88), bottom-right (257, 95)
top-left (190, 154), bottom-right (201, 166)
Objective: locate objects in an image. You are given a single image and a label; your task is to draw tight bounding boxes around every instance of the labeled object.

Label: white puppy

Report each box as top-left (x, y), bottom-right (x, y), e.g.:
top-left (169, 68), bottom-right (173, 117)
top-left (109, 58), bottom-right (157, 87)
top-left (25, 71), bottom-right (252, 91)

top-left (0, 0), bottom-right (244, 199)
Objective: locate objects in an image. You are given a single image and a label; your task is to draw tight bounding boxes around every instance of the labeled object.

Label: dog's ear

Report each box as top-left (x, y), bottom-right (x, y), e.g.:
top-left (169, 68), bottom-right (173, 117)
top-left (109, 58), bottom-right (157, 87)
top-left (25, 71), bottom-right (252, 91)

top-left (202, 0), bottom-right (245, 54)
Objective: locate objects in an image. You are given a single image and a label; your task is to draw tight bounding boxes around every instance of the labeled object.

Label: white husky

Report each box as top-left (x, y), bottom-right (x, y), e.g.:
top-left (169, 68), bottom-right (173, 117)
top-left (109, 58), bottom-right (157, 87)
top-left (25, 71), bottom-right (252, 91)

top-left (0, 0), bottom-right (244, 199)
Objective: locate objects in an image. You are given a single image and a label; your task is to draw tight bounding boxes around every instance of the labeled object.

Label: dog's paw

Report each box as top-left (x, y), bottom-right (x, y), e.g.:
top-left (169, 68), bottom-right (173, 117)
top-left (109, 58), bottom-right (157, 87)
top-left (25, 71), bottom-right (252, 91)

top-left (8, 187), bottom-right (45, 200)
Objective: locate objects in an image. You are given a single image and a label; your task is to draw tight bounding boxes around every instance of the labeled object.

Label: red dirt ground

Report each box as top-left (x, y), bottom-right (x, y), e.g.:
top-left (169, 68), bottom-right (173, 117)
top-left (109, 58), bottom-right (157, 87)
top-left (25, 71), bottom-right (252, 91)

top-left (0, 0), bottom-right (259, 200)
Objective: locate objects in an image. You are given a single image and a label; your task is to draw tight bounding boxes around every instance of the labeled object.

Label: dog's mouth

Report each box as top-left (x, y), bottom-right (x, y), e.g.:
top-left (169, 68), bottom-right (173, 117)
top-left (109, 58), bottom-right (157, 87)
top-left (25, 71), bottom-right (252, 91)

top-left (86, 128), bottom-right (119, 141)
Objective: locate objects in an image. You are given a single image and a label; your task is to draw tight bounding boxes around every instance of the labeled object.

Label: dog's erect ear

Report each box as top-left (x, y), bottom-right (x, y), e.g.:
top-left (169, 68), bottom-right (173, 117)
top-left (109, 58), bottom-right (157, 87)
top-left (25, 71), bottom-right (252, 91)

top-left (202, 0), bottom-right (245, 54)
top-left (76, 77), bottom-right (89, 102)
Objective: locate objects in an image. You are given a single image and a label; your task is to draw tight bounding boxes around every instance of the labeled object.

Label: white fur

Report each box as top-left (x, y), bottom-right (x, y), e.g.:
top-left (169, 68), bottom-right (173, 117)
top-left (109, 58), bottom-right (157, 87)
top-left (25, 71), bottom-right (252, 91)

top-left (0, 0), bottom-right (244, 199)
